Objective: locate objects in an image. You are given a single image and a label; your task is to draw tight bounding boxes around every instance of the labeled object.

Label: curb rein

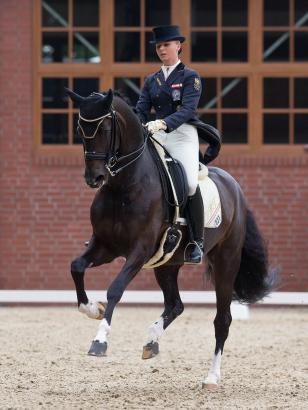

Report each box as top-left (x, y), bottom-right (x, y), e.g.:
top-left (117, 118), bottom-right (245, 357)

top-left (78, 108), bottom-right (149, 177)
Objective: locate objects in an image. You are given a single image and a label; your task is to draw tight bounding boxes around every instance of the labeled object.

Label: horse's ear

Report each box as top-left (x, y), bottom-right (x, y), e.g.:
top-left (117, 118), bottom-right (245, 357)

top-left (104, 89), bottom-right (113, 108)
top-left (65, 88), bottom-right (84, 106)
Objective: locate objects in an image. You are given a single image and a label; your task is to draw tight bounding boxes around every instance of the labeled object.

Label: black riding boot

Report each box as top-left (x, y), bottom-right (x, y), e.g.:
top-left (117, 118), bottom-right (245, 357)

top-left (184, 186), bottom-right (204, 264)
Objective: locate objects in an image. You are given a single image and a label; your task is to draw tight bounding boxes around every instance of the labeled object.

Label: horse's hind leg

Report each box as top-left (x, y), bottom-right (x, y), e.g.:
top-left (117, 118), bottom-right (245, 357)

top-left (71, 236), bottom-right (114, 319)
top-left (203, 246), bottom-right (242, 389)
top-left (142, 264), bottom-right (183, 359)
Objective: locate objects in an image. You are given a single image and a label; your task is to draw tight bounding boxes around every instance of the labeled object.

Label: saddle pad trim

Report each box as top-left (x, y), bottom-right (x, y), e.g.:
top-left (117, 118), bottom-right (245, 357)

top-left (143, 227), bottom-right (182, 269)
top-left (199, 171), bottom-right (222, 228)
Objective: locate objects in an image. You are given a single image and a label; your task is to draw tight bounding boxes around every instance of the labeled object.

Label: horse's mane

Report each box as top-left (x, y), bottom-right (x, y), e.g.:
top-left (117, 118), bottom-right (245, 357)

top-left (113, 91), bottom-right (143, 127)
top-left (113, 90), bottom-right (134, 107)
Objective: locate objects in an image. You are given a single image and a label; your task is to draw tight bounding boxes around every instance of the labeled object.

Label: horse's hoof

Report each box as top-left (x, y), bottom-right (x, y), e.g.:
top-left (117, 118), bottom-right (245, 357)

top-left (88, 340), bottom-right (107, 357)
top-left (96, 302), bottom-right (105, 320)
top-left (202, 382), bottom-right (219, 391)
top-left (142, 342), bottom-right (159, 359)
top-left (78, 301), bottom-right (105, 320)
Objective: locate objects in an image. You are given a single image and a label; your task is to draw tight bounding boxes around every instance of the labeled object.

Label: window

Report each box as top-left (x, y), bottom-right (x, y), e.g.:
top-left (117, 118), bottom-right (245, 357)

top-left (260, 0), bottom-right (308, 147)
top-left (42, 0), bottom-right (100, 63)
top-left (263, 0), bottom-right (308, 62)
top-left (34, 0), bottom-right (308, 157)
top-left (114, 0), bottom-right (171, 62)
top-left (191, 0), bottom-right (248, 62)
top-left (198, 77), bottom-right (248, 143)
top-left (41, 76), bottom-right (99, 145)
top-left (263, 77), bottom-right (308, 144)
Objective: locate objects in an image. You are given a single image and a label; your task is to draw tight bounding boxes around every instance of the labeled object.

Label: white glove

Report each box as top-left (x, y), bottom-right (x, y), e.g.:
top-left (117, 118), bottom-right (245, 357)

top-left (146, 119), bottom-right (167, 134)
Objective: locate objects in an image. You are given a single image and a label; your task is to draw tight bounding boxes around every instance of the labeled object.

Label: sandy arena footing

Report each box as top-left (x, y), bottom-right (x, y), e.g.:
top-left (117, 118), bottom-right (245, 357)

top-left (0, 306), bottom-right (307, 409)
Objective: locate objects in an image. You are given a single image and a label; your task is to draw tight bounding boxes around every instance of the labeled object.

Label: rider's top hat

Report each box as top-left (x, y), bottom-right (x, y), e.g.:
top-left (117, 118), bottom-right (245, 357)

top-left (150, 25), bottom-right (186, 44)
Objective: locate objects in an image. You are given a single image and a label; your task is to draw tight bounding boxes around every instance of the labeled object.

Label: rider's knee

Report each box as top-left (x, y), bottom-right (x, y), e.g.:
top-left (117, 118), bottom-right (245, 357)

top-left (71, 257), bottom-right (87, 274)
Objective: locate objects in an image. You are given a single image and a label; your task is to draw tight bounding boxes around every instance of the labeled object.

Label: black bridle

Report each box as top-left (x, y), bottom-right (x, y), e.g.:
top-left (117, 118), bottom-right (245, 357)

top-left (78, 108), bottom-right (149, 177)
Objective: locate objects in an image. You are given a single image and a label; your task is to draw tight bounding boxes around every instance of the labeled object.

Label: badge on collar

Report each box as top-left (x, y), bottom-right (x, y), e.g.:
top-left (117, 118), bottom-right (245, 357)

top-left (194, 78), bottom-right (201, 91)
top-left (172, 89), bottom-right (181, 101)
top-left (156, 77), bottom-right (162, 86)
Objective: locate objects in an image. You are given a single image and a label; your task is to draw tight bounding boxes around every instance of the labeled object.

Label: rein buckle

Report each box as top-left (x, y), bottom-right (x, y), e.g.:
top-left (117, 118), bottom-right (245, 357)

top-left (106, 165), bottom-right (117, 177)
top-left (106, 156), bottom-right (119, 176)
top-left (108, 155), bottom-right (117, 168)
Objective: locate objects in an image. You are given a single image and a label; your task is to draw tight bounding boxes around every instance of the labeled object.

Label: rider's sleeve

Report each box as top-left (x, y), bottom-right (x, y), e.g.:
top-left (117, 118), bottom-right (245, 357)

top-left (135, 77), bottom-right (152, 124)
top-left (164, 71), bottom-right (202, 133)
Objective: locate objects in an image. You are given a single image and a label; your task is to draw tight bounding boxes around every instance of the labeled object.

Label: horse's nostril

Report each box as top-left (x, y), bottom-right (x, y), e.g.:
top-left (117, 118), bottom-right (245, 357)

top-left (96, 175), bottom-right (105, 186)
top-left (85, 174), bottom-right (105, 188)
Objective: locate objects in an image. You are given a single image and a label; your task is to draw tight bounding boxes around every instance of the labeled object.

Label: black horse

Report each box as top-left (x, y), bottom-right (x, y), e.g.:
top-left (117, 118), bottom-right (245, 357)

top-left (67, 89), bottom-right (276, 388)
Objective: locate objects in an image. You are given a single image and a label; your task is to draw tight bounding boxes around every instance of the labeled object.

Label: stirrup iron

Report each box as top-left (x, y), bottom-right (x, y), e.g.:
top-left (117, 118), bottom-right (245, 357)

top-left (184, 241), bottom-right (203, 265)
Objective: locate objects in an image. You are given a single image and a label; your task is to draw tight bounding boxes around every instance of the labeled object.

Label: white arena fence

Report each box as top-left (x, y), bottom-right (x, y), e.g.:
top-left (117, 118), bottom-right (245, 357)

top-left (0, 291), bottom-right (307, 321)
top-left (0, 290), bottom-right (308, 305)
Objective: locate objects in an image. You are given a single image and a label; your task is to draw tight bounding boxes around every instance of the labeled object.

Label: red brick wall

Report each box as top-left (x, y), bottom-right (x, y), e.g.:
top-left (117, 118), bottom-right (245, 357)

top-left (0, 1), bottom-right (307, 293)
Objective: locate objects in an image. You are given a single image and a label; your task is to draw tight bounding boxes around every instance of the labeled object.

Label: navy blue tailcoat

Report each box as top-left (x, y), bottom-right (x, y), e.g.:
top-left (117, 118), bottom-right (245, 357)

top-left (135, 62), bottom-right (221, 164)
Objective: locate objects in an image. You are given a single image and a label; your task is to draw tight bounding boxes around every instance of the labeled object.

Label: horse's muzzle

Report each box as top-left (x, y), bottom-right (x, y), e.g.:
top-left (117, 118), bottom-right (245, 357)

top-left (85, 174), bottom-right (105, 189)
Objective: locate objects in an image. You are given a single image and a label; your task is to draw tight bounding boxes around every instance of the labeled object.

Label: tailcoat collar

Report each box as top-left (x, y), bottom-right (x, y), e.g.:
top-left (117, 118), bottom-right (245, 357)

top-left (166, 62), bottom-right (185, 85)
top-left (156, 62), bottom-right (185, 87)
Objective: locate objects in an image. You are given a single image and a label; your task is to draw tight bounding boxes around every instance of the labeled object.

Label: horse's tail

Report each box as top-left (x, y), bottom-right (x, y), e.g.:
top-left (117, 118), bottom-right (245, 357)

top-left (233, 209), bottom-right (278, 304)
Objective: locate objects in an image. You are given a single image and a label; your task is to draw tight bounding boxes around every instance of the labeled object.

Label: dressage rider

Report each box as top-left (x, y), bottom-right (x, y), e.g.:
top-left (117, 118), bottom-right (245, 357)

top-left (135, 25), bottom-right (221, 264)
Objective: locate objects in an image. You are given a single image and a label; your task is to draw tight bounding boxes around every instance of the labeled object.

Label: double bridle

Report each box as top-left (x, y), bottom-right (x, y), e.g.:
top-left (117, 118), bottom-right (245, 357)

top-left (78, 107), bottom-right (149, 177)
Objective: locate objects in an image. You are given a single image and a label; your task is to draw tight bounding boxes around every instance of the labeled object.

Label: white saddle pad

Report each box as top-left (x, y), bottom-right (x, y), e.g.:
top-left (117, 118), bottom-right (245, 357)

top-left (199, 164), bottom-right (222, 228)
top-left (177, 164), bottom-right (222, 228)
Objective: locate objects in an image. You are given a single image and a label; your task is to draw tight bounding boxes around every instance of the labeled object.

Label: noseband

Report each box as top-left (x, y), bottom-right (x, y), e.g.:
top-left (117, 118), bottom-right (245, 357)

top-left (78, 108), bottom-right (149, 177)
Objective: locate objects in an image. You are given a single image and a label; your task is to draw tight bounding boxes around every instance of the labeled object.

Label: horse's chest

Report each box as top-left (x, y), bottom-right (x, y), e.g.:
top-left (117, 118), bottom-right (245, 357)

top-left (91, 190), bottom-right (147, 237)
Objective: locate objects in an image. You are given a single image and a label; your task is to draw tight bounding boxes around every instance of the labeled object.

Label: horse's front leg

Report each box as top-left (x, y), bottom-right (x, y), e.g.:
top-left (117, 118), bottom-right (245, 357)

top-left (142, 265), bottom-right (184, 359)
top-left (88, 249), bottom-right (146, 357)
top-left (71, 236), bottom-right (114, 319)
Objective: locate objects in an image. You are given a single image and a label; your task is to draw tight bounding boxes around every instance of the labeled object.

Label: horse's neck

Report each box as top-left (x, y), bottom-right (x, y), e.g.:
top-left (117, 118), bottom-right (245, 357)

top-left (110, 145), bottom-right (153, 187)
top-left (107, 98), bottom-right (154, 188)
top-left (114, 99), bottom-right (144, 154)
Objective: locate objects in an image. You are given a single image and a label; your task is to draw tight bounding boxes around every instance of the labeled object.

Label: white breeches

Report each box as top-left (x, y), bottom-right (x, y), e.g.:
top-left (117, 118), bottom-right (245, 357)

top-left (153, 123), bottom-right (199, 196)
